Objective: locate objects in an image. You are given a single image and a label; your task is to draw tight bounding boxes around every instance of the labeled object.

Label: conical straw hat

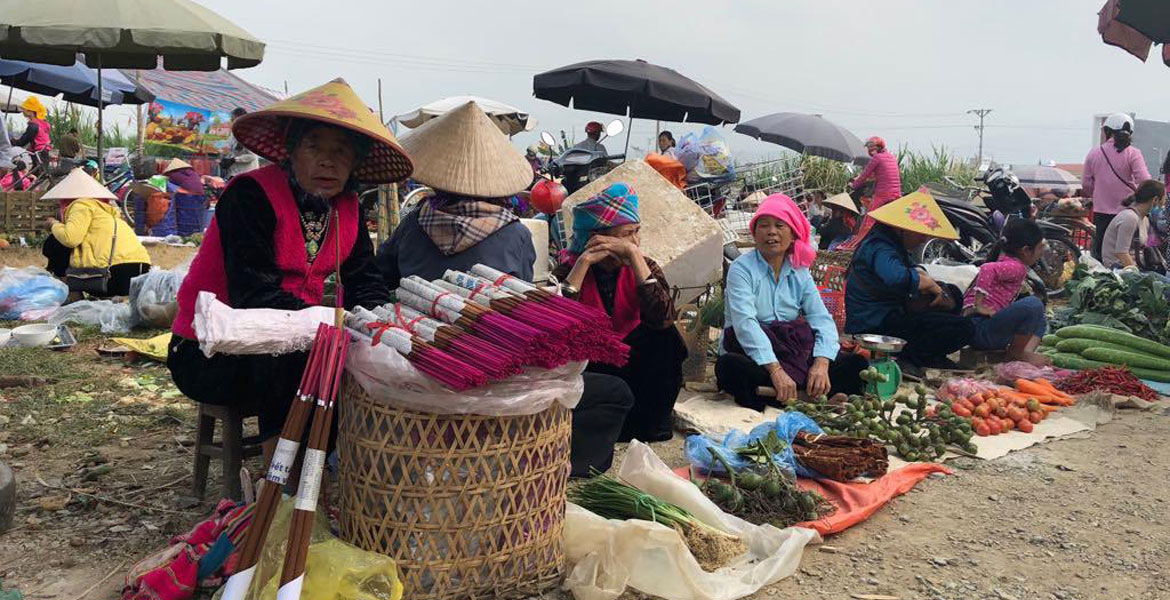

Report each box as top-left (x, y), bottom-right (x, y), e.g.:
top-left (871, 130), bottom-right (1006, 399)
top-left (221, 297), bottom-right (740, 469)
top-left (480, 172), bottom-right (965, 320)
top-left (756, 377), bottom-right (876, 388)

top-left (866, 190), bottom-right (958, 240)
top-left (231, 78), bottom-right (413, 184)
top-left (41, 168), bottom-right (117, 201)
top-left (399, 101), bottom-right (533, 198)
top-left (163, 158), bottom-right (192, 173)
top-left (823, 192), bottom-right (859, 215)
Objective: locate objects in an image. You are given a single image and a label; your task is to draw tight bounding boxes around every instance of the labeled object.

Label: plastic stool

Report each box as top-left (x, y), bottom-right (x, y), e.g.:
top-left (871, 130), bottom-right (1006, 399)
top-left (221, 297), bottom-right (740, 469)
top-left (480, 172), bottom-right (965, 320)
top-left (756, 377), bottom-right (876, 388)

top-left (192, 403), bottom-right (264, 500)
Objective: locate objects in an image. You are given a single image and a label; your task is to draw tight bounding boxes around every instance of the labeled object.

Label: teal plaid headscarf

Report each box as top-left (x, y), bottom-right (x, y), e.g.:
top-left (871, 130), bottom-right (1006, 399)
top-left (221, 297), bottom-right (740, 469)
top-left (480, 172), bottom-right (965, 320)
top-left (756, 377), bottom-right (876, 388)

top-left (569, 183), bottom-right (640, 255)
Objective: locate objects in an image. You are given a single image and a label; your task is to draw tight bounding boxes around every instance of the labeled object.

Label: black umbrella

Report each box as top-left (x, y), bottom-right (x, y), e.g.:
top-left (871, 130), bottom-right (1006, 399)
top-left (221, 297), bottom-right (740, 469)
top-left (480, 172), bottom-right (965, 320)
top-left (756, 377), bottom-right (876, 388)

top-left (1099, 0), bottom-right (1170, 66)
top-left (735, 112), bottom-right (869, 165)
top-left (533, 59), bottom-right (740, 125)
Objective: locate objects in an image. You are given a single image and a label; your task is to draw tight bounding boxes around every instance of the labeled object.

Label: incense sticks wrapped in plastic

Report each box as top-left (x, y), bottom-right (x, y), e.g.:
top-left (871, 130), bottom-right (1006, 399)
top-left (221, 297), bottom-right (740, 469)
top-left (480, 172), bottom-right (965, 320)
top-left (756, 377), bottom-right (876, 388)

top-left (469, 264), bottom-right (611, 323)
top-left (447, 269), bottom-right (630, 367)
top-left (398, 276), bottom-right (560, 367)
top-left (372, 303), bottom-right (521, 380)
top-left (347, 308), bottom-right (487, 390)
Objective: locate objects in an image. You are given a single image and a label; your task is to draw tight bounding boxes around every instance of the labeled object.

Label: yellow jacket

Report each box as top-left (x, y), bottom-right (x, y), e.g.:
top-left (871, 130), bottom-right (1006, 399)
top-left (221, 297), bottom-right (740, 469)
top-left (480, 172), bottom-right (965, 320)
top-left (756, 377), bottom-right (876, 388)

top-left (51, 198), bottom-right (152, 269)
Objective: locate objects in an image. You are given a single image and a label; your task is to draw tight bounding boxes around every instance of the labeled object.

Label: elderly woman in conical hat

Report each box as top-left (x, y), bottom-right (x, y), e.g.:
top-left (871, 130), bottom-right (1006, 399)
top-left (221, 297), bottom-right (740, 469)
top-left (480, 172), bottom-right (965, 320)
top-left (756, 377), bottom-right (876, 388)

top-left (40, 169), bottom-right (152, 296)
top-left (168, 79), bottom-right (411, 453)
top-left (716, 193), bottom-right (868, 410)
top-left (159, 158), bottom-right (207, 237)
top-left (376, 102), bottom-right (634, 478)
top-left (375, 101), bottom-right (536, 287)
top-left (844, 191), bottom-right (971, 376)
top-left (818, 192), bottom-right (861, 250)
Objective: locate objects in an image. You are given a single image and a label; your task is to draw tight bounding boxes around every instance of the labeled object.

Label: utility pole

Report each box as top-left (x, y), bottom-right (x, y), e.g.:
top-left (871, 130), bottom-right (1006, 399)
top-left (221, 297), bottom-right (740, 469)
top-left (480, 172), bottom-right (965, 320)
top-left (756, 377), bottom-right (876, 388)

top-left (968, 108), bottom-right (992, 167)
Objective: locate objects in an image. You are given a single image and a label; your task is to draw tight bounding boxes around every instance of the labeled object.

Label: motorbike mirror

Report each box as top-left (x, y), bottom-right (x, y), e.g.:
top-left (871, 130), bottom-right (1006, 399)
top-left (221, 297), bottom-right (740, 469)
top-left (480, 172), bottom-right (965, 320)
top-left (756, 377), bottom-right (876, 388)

top-left (605, 119), bottom-right (625, 138)
top-left (539, 131), bottom-right (557, 148)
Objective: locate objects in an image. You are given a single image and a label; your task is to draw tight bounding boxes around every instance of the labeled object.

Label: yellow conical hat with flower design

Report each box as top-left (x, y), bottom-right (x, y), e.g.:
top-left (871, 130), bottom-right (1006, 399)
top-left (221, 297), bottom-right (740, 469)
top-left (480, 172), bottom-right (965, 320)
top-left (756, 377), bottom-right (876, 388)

top-left (866, 190), bottom-right (958, 240)
top-left (231, 78), bottom-right (413, 184)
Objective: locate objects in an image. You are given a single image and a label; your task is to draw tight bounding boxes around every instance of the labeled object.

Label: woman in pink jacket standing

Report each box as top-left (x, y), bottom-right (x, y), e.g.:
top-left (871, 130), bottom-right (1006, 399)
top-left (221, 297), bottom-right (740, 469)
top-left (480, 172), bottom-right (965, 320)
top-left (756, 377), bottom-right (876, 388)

top-left (850, 136), bottom-right (902, 211)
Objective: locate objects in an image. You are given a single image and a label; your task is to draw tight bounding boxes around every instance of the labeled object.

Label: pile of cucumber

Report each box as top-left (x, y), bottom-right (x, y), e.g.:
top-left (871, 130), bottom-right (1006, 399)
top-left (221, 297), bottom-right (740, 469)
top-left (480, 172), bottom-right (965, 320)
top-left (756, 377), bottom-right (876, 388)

top-left (1039, 325), bottom-right (1170, 382)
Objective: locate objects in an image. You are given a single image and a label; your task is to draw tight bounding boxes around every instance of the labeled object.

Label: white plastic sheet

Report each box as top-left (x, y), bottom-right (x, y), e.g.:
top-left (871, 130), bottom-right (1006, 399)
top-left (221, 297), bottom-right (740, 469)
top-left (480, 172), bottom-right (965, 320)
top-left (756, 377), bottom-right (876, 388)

top-left (345, 338), bottom-right (584, 417)
top-left (562, 442), bottom-right (818, 600)
top-left (193, 292), bottom-right (334, 357)
top-left (48, 299), bottom-right (132, 333)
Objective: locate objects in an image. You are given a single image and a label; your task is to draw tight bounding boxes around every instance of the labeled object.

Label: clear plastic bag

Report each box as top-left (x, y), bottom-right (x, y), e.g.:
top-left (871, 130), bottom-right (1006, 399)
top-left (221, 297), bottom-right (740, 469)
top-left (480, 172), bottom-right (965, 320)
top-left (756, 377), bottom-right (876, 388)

top-left (128, 263), bottom-right (188, 328)
top-left (213, 497), bottom-right (403, 600)
top-left (0, 266), bottom-right (68, 320)
top-left (564, 441), bottom-right (818, 600)
top-left (48, 299), bottom-right (133, 333)
top-left (685, 411), bottom-right (823, 478)
top-left (936, 378), bottom-right (1002, 402)
top-left (346, 338), bottom-right (585, 417)
top-left (677, 126), bottom-right (735, 180)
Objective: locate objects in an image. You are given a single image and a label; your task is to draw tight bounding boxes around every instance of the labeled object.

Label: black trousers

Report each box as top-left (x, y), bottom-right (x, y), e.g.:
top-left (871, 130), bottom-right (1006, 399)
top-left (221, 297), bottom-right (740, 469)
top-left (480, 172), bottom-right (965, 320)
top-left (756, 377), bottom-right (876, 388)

top-left (878, 311), bottom-right (974, 367)
top-left (168, 336), bottom-right (315, 441)
top-left (586, 325), bottom-right (687, 443)
top-left (571, 373), bottom-right (634, 477)
top-left (1092, 212), bottom-right (1117, 262)
top-left (42, 236), bottom-right (149, 297)
top-left (716, 351), bottom-right (868, 411)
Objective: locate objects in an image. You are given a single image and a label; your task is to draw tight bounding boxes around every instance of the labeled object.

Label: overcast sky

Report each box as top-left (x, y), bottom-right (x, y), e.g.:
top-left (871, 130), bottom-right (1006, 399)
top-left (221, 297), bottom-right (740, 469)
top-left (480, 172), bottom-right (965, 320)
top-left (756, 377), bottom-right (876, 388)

top-left (93, 1), bottom-right (1170, 164)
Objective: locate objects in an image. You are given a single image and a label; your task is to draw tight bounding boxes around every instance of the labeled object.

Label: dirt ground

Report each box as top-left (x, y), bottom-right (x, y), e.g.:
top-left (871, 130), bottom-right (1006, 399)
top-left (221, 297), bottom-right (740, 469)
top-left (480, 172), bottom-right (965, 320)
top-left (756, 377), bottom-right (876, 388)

top-left (1, 245), bottom-right (1168, 600)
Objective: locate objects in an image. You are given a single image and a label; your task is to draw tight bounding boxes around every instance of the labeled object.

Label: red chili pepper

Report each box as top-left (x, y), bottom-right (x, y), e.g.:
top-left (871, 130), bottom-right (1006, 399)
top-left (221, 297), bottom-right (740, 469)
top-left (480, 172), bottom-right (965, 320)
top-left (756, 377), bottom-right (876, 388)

top-left (1057, 367), bottom-right (1157, 401)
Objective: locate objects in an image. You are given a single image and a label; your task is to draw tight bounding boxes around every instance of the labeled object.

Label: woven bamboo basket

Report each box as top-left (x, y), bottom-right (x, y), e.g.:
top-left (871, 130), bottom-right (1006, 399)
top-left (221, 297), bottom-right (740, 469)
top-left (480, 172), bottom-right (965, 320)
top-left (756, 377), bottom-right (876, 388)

top-left (337, 375), bottom-right (572, 600)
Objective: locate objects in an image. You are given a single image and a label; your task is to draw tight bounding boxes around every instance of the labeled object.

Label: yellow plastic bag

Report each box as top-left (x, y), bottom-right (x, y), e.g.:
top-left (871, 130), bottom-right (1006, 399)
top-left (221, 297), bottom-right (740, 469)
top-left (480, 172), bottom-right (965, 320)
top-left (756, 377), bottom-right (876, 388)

top-left (110, 332), bottom-right (172, 362)
top-left (214, 498), bottom-right (402, 600)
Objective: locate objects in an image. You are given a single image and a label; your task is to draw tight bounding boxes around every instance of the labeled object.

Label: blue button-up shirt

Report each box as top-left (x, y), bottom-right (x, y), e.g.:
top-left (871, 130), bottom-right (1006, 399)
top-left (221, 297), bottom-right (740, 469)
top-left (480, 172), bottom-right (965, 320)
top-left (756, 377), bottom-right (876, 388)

top-left (844, 225), bottom-right (920, 334)
top-left (722, 249), bottom-right (841, 366)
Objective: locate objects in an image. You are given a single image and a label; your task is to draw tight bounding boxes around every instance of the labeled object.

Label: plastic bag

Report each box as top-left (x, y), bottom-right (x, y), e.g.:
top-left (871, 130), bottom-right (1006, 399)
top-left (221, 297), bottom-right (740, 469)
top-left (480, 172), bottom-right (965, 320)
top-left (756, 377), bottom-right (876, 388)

top-left (677, 126), bottom-right (735, 179)
top-left (685, 412), bottom-right (824, 478)
top-left (563, 441), bottom-right (818, 600)
top-left (0, 266), bottom-right (67, 320)
top-left (993, 361), bottom-right (1073, 385)
top-left (128, 263), bottom-right (188, 328)
top-left (346, 338), bottom-right (585, 417)
top-left (936, 378), bottom-right (1002, 402)
top-left (213, 497), bottom-right (403, 600)
top-left (192, 292), bottom-right (335, 357)
top-left (48, 299), bottom-right (133, 333)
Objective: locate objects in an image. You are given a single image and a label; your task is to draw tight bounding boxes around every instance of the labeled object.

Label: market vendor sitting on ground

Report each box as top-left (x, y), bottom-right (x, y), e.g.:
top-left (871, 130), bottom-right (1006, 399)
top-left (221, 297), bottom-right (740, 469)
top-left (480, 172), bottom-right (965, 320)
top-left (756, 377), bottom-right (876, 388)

top-left (817, 192), bottom-right (860, 250)
top-left (41, 168), bottom-right (152, 297)
top-left (376, 101), bottom-right (536, 286)
top-left (717, 193), bottom-right (868, 410)
top-left (164, 158), bottom-right (205, 197)
top-left (553, 182), bottom-right (687, 442)
top-left (372, 100), bottom-right (634, 477)
top-left (850, 136), bottom-right (901, 212)
top-left (962, 219), bottom-right (1051, 367)
top-left (168, 78), bottom-right (404, 459)
top-left (844, 191), bottom-right (972, 376)
top-left (1101, 179), bottom-right (1167, 278)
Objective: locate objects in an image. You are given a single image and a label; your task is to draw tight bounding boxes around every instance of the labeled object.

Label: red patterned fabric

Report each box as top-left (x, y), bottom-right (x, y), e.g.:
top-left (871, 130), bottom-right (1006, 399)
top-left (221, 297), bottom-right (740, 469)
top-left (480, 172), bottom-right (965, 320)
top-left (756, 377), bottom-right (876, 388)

top-left (121, 500), bottom-right (253, 600)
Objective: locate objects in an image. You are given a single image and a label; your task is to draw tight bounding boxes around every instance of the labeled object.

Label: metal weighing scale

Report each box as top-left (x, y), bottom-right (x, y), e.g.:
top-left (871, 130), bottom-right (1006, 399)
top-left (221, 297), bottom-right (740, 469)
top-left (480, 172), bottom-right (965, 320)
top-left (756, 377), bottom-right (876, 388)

top-left (853, 334), bottom-right (907, 399)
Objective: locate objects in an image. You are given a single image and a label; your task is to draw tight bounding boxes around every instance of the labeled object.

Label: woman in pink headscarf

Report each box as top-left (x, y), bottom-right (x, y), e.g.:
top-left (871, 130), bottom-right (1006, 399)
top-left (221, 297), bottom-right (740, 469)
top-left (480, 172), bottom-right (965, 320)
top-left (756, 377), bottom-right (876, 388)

top-left (716, 194), bottom-right (868, 410)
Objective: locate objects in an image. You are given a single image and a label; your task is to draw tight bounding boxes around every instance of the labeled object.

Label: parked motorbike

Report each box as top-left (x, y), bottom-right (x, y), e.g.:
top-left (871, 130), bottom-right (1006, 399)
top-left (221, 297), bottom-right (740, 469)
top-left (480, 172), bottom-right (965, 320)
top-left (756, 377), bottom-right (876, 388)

top-left (918, 167), bottom-right (1080, 297)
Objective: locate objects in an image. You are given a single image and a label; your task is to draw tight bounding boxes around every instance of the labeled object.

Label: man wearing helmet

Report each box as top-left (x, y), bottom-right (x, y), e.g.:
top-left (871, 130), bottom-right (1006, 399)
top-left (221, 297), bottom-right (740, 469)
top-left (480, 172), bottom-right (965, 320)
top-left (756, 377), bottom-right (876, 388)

top-left (850, 136), bottom-right (902, 211)
top-left (1082, 112), bottom-right (1151, 260)
top-left (573, 121), bottom-right (610, 156)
